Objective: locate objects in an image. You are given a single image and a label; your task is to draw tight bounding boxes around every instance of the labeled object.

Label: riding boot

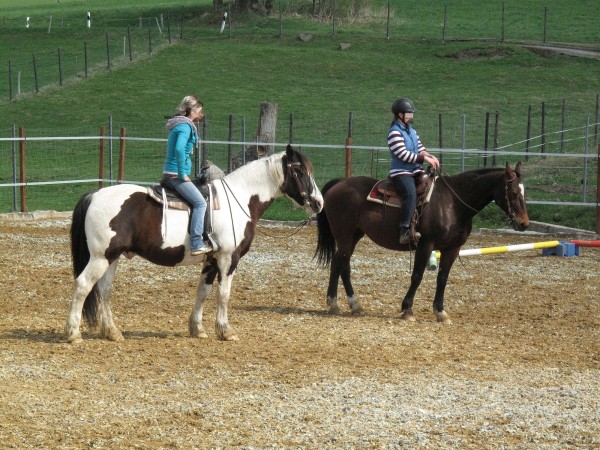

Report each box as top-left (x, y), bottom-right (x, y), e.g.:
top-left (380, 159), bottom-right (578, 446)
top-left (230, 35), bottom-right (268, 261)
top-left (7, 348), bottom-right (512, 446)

top-left (398, 226), bottom-right (412, 244)
top-left (399, 226), bottom-right (421, 244)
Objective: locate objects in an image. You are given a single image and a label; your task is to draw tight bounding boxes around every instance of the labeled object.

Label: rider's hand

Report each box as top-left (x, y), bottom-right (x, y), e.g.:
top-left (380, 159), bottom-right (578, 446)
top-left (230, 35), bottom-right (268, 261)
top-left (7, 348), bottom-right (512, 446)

top-left (425, 154), bottom-right (440, 169)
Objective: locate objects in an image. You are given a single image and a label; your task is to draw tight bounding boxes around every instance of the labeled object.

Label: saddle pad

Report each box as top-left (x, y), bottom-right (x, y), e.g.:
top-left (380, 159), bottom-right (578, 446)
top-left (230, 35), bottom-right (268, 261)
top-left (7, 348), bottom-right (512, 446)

top-left (147, 186), bottom-right (189, 211)
top-left (367, 180), bottom-right (401, 208)
top-left (147, 183), bottom-right (221, 211)
top-left (366, 177), bottom-right (436, 209)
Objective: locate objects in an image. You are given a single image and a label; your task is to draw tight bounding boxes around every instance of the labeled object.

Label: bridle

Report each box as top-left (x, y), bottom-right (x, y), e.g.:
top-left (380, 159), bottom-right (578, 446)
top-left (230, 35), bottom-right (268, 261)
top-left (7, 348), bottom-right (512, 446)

top-left (504, 173), bottom-right (519, 225)
top-left (219, 160), bottom-right (314, 246)
top-left (284, 161), bottom-right (311, 205)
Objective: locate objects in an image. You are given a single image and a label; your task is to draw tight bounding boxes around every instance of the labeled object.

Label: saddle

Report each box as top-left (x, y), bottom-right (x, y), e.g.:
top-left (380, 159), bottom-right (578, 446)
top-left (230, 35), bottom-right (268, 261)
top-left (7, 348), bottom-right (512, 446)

top-left (146, 165), bottom-right (220, 240)
top-left (367, 171), bottom-right (435, 209)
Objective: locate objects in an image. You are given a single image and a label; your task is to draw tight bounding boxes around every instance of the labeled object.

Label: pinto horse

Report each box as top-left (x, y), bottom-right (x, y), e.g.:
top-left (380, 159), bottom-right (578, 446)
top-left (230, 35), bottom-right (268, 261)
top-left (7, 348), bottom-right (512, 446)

top-left (65, 145), bottom-right (323, 343)
top-left (315, 162), bottom-right (529, 323)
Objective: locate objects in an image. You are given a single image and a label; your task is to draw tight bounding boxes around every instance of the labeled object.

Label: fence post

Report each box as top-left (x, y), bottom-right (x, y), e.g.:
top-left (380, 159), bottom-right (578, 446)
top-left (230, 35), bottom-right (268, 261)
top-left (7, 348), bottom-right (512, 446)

top-left (118, 127), bottom-right (126, 183)
top-left (501, 2), bottom-right (505, 42)
top-left (99, 126), bottom-right (105, 189)
top-left (345, 112), bottom-right (353, 178)
top-left (332, 0), bottom-right (336, 38)
top-left (84, 41), bottom-right (88, 78)
top-left (386, 2), bottom-right (390, 40)
top-left (525, 105), bottom-right (531, 161)
top-left (127, 26), bottom-right (133, 61)
top-left (493, 112), bottom-right (499, 167)
top-left (289, 113), bottom-right (294, 144)
top-left (167, 12), bottom-right (171, 44)
top-left (32, 54), bottom-right (39, 93)
top-left (483, 112), bottom-right (490, 167)
top-left (541, 101), bottom-right (546, 156)
top-left (58, 48), bottom-right (63, 86)
top-left (202, 118), bottom-right (208, 166)
top-left (105, 32), bottom-right (111, 69)
top-left (594, 93), bottom-right (599, 147)
top-left (8, 59), bottom-right (13, 101)
top-left (560, 98), bottom-right (566, 152)
top-left (442, 5), bottom-right (448, 43)
top-left (543, 6), bottom-right (547, 45)
top-left (228, 115), bottom-right (234, 173)
top-left (148, 25), bottom-right (152, 54)
top-left (12, 123), bottom-right (17, 210)
top-left (596, 143), bottom-right (599, 236)
top-left (19, 128), bottom-right (27, 212)
top-left (438, 113), bottom-right (443, 166)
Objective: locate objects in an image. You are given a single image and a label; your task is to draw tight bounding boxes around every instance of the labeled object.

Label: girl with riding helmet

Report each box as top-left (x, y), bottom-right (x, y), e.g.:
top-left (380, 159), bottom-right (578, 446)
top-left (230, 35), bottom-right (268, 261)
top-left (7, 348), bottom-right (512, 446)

top-left (387, 98), bottom-right (440, 244)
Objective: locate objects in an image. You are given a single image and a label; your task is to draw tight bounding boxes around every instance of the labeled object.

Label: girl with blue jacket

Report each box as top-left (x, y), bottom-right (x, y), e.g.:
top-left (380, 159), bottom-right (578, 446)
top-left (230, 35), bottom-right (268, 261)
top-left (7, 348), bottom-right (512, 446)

top-left (388, 98), bottom-right (440, 244)
top-left (163, 95), bottom-right (212, 255)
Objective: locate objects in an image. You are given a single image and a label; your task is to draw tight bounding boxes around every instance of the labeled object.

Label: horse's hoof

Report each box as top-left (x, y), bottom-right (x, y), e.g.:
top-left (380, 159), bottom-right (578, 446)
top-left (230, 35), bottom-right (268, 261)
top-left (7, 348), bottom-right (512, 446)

top-left (400, 312), bottom-right (415, 322)
top-left (104, 326), bottom-right (124, 342)
top-left (66, 333), bottom-right (83, 344)
top-left (191, 331), bottom-right (209, 339)
top-left (435, 311), bottom-right (452, 324)
top-left (328, 306), bottom-right (341, 315)
top-left (350, 306), bottom-right (364, 315)
top-left (189, 322), bottom-right (209, 338)
top-left (215, 323), bottom-right (238, 341)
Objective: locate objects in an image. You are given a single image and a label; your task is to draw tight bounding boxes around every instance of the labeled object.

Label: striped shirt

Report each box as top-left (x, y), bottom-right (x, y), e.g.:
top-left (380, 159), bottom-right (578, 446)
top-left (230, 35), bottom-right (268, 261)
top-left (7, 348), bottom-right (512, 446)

top-left (388, 122), bottom-right (426, 177)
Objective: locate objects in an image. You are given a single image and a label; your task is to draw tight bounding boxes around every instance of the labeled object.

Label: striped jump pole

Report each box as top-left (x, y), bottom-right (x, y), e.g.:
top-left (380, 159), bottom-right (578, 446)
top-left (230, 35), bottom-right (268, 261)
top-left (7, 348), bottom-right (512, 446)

top-left (434, 240), bottom-right (560, 259)
top-left (570, 240), bottom-right (600, 248)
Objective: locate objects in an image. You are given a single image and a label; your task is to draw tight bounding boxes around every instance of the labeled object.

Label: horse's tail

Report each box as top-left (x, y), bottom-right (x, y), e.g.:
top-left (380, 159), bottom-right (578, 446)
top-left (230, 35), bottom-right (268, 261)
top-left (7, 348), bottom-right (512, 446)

top-left (314, 178), bottom-right (342, 267)
top-left (70, 191), bottom-right (100, 328)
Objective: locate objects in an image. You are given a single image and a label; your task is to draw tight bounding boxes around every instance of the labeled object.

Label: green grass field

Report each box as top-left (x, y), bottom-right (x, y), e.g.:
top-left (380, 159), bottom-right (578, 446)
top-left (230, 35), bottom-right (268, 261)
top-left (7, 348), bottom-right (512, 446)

top-left (1, 0), bottom-right (598, 229)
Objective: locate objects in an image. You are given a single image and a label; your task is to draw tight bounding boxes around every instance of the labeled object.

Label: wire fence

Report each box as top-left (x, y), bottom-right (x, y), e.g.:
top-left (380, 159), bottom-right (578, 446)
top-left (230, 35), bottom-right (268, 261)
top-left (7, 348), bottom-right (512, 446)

top-left (2, 1), bottom-right (599, 102)
top-left (0, 120), bottom-right (597, 216)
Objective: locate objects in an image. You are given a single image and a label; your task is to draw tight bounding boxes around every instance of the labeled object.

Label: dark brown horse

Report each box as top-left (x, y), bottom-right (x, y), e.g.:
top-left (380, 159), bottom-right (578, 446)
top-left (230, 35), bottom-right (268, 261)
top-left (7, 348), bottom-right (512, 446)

top-left (315, 162), bottom-right (529, 323)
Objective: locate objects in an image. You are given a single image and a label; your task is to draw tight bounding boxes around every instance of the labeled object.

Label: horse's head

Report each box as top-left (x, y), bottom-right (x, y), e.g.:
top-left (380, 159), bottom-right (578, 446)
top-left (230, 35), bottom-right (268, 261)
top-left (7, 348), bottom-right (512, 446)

top-left (281, 144), bottom-right (324, 214)
top-left (497, 161), bottom-right (530, 231)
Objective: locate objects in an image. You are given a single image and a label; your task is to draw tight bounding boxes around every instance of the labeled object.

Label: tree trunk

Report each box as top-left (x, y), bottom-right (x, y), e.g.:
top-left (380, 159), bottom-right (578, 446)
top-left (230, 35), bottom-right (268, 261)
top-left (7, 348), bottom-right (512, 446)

top-left (257, 101), bottom-right (278, 156)
top-left (232, 102), bottom-right (278, 170)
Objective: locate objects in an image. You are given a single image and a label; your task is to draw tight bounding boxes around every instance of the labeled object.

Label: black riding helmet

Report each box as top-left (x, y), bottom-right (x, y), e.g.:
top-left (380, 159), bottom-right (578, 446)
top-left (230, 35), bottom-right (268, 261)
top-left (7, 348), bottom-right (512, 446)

top-left (391, 98), bottom-right (417, 115)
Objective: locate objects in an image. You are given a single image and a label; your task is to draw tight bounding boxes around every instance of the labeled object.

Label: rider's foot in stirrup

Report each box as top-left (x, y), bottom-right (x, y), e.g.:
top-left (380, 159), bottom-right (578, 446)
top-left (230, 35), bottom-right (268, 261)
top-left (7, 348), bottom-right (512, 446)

top-left (399, 226), bottom-right (420, 245)
top-left (190, 241), bottom-right (212, 255)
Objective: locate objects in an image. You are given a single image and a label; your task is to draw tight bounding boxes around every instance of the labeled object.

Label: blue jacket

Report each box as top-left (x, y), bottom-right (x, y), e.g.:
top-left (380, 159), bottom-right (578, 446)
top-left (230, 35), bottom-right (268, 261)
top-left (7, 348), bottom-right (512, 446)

top-left (163, 119), bottom-right (198, 180)
top-left (388, 121), bottom-right (425, 177)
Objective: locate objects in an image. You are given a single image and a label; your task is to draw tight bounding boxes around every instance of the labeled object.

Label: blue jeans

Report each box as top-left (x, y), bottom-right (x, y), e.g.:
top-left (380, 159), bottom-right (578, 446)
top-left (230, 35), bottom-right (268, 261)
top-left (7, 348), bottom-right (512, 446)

top-left (391, 175), bottom-right (416, 228)
top-left (166, 178), bottom-right (207, 250)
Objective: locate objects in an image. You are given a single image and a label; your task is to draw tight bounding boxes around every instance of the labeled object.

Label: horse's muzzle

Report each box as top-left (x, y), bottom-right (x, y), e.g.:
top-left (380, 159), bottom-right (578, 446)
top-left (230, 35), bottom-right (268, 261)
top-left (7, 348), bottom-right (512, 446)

top-left (512, 218), bottom-right (530, 232)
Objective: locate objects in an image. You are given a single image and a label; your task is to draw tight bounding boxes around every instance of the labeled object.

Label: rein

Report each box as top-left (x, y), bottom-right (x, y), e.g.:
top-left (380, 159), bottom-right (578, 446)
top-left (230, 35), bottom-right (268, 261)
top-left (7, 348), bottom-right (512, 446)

top-left (435, 168), bottom-right (518, 226)
top-left (220, 177), bottom-right (311, 244)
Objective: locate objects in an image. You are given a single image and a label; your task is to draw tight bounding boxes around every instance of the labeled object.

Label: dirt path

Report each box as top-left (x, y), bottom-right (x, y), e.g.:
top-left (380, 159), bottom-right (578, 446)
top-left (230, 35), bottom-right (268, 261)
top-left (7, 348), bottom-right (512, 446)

top-left (1, 218), bottom-right (599, 448)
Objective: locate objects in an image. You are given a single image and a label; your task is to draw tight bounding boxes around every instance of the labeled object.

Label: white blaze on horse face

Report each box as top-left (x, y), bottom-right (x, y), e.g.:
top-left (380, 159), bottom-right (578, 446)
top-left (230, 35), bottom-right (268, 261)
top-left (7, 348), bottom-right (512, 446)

top-left (519, 183), bottom-right (525, 199)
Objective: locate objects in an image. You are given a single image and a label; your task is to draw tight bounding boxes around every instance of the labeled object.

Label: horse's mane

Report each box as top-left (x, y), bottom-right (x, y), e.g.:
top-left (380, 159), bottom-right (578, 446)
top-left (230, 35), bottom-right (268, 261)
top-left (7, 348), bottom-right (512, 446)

top-left (444, 167), bottom-right (505, 182)
top-left (223, 148), bottom-right (312, 187)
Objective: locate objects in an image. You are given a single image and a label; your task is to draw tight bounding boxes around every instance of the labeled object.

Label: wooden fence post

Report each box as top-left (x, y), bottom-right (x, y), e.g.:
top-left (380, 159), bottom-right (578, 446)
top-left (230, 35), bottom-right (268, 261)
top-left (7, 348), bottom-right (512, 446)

top-left (525, 105), bottom-right (531, 161)
top-left (596, 143), bottom-right (599, 236)
top-left (483, 112), bottom-right (490, 167)
top-left (438, 113), bottom-right (443, 166)
top-left (228, 115), bottom-right (234, 173)
top-left (345, 112), bottom-right (353, 178)
top-left (118, 127), bottom-right (126, 183)
top-left (19, 128), bottom-right (27, 212)
top-left (493, 112), bottom-right (499, 167)
top-left (99, 126), bottom-right (105, 189)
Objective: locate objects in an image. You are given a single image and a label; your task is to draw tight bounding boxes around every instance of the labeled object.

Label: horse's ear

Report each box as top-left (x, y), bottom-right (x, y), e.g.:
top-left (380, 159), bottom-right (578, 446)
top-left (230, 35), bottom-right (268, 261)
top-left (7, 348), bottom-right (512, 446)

top-left (514, 161), bottom-right (522, 176)
top-left (285, 144), bottom-right (294, 159)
